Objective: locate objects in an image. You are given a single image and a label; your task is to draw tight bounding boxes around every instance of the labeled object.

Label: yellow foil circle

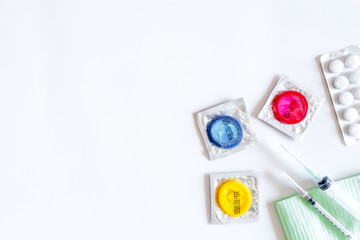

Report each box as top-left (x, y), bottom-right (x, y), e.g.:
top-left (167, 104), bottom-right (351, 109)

top-left (216, 179), bottom-right (252, 217)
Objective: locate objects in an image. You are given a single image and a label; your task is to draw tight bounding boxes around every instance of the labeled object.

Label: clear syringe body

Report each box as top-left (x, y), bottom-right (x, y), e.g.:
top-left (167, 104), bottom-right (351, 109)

top-left (319, 176), bottom-right (360, 222)
top-left (278, 144), bottom-right (360, 222)
top-left (281, 172), bottom-right (358, 240)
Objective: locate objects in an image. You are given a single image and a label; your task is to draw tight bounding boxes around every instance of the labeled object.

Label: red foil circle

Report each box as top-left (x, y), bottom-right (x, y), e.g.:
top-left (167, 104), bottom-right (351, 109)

top-left (272, 91), bottom-right (308, 124)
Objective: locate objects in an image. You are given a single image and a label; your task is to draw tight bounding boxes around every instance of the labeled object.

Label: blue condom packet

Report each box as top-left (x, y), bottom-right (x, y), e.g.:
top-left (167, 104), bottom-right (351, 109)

top-left (196, 98), bottom-right (257, 160)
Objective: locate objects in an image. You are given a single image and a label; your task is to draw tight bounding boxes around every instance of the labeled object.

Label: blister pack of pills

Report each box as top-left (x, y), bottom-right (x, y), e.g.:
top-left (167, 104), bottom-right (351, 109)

top-left (320, 45), bottom-right (360, 146)
top-left (209, 171), bottom-right (260, 224)
top-left (195, 98), bottom-right (257, 161)
top-left (258, 75), bottom-right (324, 140)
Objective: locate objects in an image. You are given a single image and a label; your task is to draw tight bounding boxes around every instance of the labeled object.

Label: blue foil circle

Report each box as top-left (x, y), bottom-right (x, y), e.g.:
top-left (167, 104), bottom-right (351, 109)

top-left (206, 116), bottom-right (243, 149)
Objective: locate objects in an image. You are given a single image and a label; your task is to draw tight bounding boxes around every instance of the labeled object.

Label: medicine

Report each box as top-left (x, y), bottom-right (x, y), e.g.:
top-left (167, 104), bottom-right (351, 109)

top-left (207, 116), bottom-right (243, 149)
top-left (342, 108), bottom-right (358, 121)
top-left (328, 59), bottom-right (344, 73)
top-left (345, 54), bottom-right (360, 68)
top-left (337, 92), bottom-right (354, 106)
top-left (354, 87), bottom-right (360, 99)
top-left (348, 124), bottom-right (360, 137)
top-left (320, 45), bottom-right (360, 146)
top-left (349, 71), bottom-right (360, 84)
top-left (333, 76), bottom-right (349, 90)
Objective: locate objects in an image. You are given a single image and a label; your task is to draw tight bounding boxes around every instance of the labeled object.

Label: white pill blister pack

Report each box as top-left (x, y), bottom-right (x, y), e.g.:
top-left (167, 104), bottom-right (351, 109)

top-left (320, 45), bottom-right (360, 146)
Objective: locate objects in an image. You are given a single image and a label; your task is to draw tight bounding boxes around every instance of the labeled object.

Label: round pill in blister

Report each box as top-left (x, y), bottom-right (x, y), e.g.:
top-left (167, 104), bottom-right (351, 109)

top-left (354, 87), bottom-right (360, 99)
top-left (338, 92), bottom-right (354, 106)
top-left (347, 124), bottom-right (360, 138)
top-left (342, 108), bottom-right (359, 121)
top-left (328, 59), bottom-right (344, 73)
top-left (349, 71), bottom-right (360, 84)
top-left (345, 54), bottom-right (360, 68)
top-left (333, 76), bottom-right (349, 90)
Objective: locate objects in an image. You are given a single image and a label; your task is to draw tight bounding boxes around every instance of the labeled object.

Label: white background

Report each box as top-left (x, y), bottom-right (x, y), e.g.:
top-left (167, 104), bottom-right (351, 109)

top-left (0, 0), bottom-right (359, 239)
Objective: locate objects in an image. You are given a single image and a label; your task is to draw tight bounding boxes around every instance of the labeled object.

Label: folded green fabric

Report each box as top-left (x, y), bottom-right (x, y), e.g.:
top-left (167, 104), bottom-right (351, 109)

top-left (275, 174), bottom-right (360, 240)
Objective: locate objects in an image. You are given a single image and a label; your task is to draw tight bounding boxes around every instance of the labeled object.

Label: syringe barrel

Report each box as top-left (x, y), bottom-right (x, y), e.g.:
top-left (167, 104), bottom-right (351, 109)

top-left (319, 177), bottom-right (360, 222)
top-left (312, 201), bottom-right (357, 239)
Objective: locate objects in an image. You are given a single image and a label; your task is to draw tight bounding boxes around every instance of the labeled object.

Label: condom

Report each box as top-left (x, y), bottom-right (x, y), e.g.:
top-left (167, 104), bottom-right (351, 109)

top-left (207, 116), bottom-right (243, 149)
top-left (195, 97), bottom-right (257, 160)
top-left (272, 91), bottom-right (308, 124)
top-left (216, 179), bottom-right (252, 217)
top-left (258, 75), bottom-right (324, 140)
top-left (209, 171), bottom-right (259, 224)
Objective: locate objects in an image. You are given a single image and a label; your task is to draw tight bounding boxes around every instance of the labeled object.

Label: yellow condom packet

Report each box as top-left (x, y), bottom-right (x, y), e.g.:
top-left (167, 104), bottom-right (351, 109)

top-left (209, 171), bottom-right (260, 224)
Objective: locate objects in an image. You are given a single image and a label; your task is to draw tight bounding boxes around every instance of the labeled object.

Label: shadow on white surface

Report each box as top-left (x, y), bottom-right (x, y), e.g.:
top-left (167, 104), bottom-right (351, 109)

top-left (251, 75), bottom-right (280, 119)
top-left (193, 113), bottom-right (210, 160)
top-left (204, 174), bottom-right (211, 224)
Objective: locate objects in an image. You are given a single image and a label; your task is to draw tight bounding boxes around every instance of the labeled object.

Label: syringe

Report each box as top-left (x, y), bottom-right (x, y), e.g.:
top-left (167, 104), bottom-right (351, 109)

top-left (281, 172), bottom-right (359, 240)
top-left (280, 145), bottom-right (360, 222)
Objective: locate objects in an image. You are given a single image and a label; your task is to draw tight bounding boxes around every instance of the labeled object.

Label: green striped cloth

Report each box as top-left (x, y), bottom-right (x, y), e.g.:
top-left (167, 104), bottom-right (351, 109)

top-left (275, 174), bottom-right (360, 240)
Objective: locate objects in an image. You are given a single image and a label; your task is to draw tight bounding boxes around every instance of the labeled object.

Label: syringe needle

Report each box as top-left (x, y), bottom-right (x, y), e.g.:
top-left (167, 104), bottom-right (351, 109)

top-left (280, 144), bottom-right (322, 181)
top-left (279, 144), bottom-right (360, 222)
top-left (281, 172), bottom-right (358, 240)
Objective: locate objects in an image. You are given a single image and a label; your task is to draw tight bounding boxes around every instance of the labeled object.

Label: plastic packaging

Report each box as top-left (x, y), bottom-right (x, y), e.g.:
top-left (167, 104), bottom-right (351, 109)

top-left (279, 144), bottom-right (360, 222)
top-left (319, 177), bottom-right (360, 222)
top-left (209, 171), bottom-right (260, 224)
top-left (320, 45), bottom-right (360, 146)
top-left (281, 172), bottom-right (358, 240)
top-left (196, 98), bottom-right (257, 160)
top-left (258, 75), bottom-right (324, 140)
